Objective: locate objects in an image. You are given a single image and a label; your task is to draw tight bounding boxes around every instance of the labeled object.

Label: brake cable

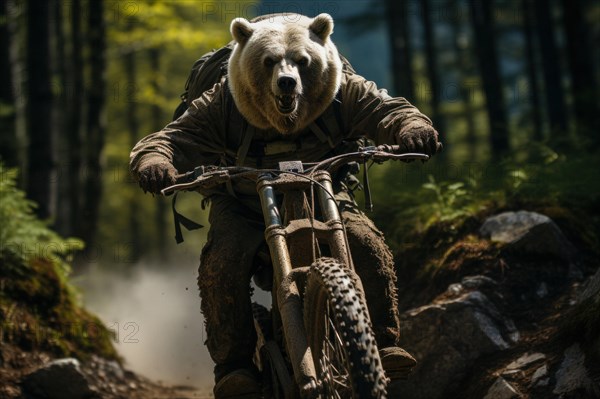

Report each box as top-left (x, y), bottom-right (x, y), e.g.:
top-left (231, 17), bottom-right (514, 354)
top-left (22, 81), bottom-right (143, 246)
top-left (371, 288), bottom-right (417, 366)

top-left (362, 158), bottom-right (373, 212)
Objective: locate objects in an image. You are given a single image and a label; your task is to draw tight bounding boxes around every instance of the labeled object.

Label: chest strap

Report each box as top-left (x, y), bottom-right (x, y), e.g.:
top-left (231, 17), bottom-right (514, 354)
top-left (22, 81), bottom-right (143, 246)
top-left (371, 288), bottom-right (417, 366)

top-left (308, 120), bottom-right (336, 149)
top-left (235, 123), bottom-right (256, 167)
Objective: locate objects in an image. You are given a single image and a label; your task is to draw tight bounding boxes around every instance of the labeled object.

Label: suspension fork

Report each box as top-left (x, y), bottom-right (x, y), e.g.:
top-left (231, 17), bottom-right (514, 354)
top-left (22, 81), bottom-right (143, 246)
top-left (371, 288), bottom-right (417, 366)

top-left (257, 176), bottom-right (319, 395)
top-left (258, 179), bottom-right (291, 285)
top-left (313, 171), bottom-right (354, 270)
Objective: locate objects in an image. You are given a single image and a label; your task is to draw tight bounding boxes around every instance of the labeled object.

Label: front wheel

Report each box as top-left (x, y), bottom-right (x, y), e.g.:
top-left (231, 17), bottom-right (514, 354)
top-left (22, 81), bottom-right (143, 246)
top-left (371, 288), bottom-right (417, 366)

top-left (303, 257), bottom-right (387, 398)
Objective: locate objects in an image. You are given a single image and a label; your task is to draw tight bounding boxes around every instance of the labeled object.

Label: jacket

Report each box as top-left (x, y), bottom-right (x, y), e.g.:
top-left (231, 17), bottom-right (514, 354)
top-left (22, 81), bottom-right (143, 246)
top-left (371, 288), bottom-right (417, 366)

top-left (130, 71), bottom-right (432, 200)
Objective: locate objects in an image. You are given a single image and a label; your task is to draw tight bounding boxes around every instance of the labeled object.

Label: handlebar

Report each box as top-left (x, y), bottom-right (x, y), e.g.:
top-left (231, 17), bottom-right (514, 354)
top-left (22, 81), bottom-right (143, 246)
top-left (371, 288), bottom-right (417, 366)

top-left (161, 145), bottom-right (428, 196)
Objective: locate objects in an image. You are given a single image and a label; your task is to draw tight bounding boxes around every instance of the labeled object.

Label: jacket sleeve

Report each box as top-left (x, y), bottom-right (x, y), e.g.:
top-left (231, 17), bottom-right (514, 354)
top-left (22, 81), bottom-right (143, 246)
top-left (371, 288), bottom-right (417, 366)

top-left (129, 83), bottom-right (227, 176)
top-left (341, 72), bottom-right (432, 144)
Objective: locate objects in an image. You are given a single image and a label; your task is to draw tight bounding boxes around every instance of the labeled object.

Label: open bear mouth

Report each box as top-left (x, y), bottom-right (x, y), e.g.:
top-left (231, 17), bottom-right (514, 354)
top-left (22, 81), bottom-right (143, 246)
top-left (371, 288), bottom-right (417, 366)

top-left (276, 95), bottom-right (297, 114)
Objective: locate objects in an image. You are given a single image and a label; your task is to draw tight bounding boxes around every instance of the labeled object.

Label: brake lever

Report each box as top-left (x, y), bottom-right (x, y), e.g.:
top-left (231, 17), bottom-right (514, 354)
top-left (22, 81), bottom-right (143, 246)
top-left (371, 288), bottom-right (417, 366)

top-left (161, 169), bottom-right (230, 196)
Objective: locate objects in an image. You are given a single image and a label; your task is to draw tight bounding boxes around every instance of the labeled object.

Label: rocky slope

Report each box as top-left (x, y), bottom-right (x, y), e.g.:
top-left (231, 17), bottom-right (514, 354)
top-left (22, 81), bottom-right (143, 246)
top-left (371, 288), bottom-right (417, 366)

top-left (390, 209), bottom-right (600, 398)
top-left (0, 254), bottom-right (209, 399)
top-left (0, 345), bottom-right (209, 399)
top-left (2, 184), bottom-right (598, 398)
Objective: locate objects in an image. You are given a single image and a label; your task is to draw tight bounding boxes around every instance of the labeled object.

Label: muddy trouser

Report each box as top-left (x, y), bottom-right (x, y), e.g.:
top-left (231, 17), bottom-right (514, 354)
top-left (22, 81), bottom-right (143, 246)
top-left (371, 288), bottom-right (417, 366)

top-left (198, 190), bottom-right (400, 382)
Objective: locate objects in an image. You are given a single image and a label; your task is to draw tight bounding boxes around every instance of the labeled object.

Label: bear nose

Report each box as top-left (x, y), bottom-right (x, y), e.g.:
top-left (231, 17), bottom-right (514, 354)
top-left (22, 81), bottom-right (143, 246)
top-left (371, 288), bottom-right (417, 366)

top-left (277, 75), bottom-right (297, 92)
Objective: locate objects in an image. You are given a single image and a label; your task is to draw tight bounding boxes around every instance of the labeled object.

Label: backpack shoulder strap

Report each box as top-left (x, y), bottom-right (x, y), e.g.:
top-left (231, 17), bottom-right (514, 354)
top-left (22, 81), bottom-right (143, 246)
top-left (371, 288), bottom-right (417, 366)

top-left (308, 89), bottom-right (344, 149)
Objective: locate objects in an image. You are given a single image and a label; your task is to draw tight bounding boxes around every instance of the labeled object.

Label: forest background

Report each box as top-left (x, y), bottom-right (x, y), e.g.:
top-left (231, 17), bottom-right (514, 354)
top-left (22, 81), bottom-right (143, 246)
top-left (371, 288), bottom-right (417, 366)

top-left (1, 0), bottom-right (599, 385)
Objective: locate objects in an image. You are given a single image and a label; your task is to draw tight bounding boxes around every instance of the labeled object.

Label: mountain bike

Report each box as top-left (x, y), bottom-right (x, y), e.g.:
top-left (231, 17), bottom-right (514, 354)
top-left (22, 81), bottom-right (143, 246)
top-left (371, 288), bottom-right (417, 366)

top-left (162, 145), bottom-right (428, 398)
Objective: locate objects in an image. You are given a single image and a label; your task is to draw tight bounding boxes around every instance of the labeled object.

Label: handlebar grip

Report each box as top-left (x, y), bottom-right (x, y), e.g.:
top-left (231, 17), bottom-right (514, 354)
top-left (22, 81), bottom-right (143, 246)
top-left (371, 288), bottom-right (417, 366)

top-left (375, 144), bottom-right (402, 153)
top-left (174, 165), bottom-right (211, 184)
top-left (175, 171), bottom-right (194, 184)
top-left (360, 144), bottom-right (403, 153)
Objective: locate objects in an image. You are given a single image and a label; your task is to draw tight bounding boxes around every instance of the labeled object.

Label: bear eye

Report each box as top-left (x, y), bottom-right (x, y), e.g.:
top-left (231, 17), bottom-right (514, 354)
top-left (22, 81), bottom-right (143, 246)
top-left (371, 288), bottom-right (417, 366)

top-left (263, 57), bottom-right (276, 68)
top-left (296, 56), bottom-right (309, 67)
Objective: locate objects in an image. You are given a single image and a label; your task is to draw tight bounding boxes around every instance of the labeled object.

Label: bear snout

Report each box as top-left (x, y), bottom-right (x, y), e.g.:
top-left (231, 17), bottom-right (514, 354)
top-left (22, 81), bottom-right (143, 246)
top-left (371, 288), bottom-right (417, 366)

top-left (277, 75), bottom-right (297, 93)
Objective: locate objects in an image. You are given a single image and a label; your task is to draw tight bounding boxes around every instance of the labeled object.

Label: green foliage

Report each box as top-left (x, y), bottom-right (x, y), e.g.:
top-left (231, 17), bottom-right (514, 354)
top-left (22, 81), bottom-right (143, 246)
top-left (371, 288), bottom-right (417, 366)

top-left (105, 0), bottom-right (255, 113)
top-left (0, 164), bottom-right (83, 275)
top-left (421, 176), bottom-right (476, 223)
top-left (97, 1), bottom-right (255, 263)
top-left (0, 163), bottom-right (118, 360)
top-left (369, 147), bottom-right (600, 251)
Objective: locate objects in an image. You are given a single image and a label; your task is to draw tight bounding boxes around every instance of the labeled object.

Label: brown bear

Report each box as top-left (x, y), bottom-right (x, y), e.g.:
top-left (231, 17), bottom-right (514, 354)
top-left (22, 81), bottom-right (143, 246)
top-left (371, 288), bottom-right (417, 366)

top-left (228, 13), bottom-right (342, 135)
top-left (130, 13), bottom-right (440, 398)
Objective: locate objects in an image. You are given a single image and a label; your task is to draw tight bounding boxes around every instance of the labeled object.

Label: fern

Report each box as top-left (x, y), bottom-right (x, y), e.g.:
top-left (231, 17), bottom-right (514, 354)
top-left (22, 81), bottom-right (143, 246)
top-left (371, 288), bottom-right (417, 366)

top-left (0, 164), bottom-right (83, 277)
top-left (421, 175), bottom-right (476, 223)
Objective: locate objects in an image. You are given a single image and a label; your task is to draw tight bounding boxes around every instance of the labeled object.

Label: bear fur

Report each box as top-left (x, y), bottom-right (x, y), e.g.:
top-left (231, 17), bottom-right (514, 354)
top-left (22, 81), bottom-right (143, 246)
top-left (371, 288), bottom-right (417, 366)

top-left (227, 13), bottom-right (342, 135)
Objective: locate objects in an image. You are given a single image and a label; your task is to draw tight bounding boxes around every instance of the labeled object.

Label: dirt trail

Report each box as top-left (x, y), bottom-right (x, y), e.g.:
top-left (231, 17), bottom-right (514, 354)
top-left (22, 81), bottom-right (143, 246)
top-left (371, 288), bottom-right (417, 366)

top-left (0, 343), bottom-right (215, 399)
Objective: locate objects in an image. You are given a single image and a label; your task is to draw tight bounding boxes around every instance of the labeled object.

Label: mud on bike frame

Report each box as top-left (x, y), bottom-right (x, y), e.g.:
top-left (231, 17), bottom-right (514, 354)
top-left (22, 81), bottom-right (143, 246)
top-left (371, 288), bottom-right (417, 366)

top-left (161, 145), bottom-right (428, 398)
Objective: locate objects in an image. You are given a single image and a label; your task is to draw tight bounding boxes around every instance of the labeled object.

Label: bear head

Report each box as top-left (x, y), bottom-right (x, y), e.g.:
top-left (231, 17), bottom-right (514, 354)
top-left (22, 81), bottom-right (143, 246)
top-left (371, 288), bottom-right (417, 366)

top-left (227, 13), bottom-right (343, 135)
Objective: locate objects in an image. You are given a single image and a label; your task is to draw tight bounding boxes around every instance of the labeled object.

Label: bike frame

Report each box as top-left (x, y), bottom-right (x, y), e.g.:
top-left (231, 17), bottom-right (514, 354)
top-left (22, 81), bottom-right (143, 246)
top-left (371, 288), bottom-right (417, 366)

top-left (161, 147), bottom-right (429, 398)
top-left (257, 170), bottom-right (355, 396)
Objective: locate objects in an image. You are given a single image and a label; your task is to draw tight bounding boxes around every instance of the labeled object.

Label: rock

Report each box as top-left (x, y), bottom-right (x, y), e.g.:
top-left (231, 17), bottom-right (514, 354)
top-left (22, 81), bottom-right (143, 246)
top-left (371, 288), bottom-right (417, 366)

top-left (89, 355), bottom-right (124, 381)
top-left (535, 378), bottom-right (550, 387)
top-left (392, 291), bottom-right (519, 399)
top-left (579, 267), bottom-right (600, 303)
top-left (483, 377), bottom-right (521, 399)
top-left (21, 358), bottom-right (97, 399)
top-left (461, 275), bottom-right (498, 290)
top-left (536, 282), bottom-right (548, 298)
top-left (479, 211), bottom-right (577, 261)
top-left (505, 352), bottom-right (546, 370)
top-left (553, 343), bottom-right (597, 396)
top-left (568, 264), bottom-right (584, 280)
top-left (447, 283), bottom-right (464, 295)
top-left (531, 364), bottom-right (548, 386)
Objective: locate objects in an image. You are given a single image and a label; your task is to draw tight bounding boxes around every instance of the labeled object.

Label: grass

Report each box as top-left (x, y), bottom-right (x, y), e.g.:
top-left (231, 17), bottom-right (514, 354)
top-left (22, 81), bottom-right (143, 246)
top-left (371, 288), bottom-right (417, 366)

top-left (363, 147), bottom-right (600, 312)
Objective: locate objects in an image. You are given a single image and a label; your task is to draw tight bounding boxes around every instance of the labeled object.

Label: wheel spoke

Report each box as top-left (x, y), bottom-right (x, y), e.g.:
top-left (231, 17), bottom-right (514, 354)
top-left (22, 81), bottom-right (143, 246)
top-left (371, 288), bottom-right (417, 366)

top-left (318, 302), bottom-right (352, 397)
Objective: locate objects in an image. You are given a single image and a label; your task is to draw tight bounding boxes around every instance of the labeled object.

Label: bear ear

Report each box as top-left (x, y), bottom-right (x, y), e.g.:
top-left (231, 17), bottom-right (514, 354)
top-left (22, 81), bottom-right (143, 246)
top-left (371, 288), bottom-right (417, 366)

top-left (309, 13), bottom-right (334, 41)
top-left (231, 18), bottom-right (254, 45)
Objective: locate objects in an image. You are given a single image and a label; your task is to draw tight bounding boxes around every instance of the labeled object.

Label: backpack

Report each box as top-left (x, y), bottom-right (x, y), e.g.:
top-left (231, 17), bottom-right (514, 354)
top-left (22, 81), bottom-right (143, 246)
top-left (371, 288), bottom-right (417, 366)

top-left (172, 42), bottom-right (235, 120)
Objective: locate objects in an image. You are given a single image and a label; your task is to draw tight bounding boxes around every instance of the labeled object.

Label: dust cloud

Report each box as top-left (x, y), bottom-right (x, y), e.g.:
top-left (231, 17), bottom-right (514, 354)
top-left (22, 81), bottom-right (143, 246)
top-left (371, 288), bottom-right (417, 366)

top-left (76, 262), bottom-right (214, 388)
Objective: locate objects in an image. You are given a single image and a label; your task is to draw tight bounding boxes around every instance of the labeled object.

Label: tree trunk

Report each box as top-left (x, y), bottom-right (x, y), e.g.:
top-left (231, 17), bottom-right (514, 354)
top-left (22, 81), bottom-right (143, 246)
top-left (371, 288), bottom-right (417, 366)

top-left (66, 0), bottom-right (83, 231)
top-left (148, 48), bottom-right (168, 261)
top-left (385, 0), bottom-right (415, 101)
top-left (469, 0), bottom-right (510, 157)
top-left (51, 0), bottom-right (70, 235)
top-left (125, 27), bottom-right (141, 263)
top-left (421, 0), bottom-right (445, 135)
top-left (7, 0), bottom-right (27, 179)
top-left (79, 0), bottom-right (106, 255)
top-left (522, 0), bottom-right (544, 141)
top-left (561, 0), bottom-right (599, 143)
top-left (0, 0), bottom-right (17, 167)
top-left (26, 0), bottom-right (54, 218)
top-left (534, 0), bottom-right (569, 137)
top-left (449, 0), bottom-right (477, 153)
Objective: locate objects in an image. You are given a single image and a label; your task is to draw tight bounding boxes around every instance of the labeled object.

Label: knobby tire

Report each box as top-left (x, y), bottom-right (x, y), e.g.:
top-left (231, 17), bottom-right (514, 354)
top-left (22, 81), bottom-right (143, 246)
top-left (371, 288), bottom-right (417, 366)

top-left (304, 257), bottom-right (387, 398)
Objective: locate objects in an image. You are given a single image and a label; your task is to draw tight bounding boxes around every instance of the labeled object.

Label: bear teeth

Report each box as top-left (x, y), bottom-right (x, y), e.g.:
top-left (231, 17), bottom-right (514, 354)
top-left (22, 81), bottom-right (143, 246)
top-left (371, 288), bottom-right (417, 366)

top-left (276, 95), bottom-right (296, 114)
